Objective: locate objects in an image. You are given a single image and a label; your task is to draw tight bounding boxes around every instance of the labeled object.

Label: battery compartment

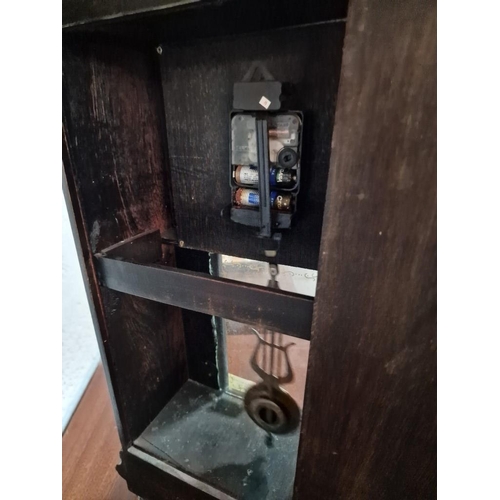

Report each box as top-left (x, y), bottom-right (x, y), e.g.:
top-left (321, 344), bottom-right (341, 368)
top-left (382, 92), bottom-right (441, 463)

top-left (230, 112), bottom-right (302, 232)
top-left (159, 22), bottom-right (345, 270)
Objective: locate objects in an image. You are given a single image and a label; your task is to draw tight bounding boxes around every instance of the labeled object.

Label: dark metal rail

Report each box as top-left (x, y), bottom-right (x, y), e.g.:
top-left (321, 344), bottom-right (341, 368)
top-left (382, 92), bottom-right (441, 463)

top-left (95, 231), bottom-right (313, 340)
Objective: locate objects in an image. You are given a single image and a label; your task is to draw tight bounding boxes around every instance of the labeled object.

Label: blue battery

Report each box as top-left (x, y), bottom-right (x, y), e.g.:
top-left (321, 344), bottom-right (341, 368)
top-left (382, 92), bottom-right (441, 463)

top-left (235, 166), bottom-right (295, 187)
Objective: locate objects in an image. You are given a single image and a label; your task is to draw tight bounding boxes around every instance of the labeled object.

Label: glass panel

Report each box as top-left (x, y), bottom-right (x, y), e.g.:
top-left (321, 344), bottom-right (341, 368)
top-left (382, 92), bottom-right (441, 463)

top-left (219, 255), bottom-right (317, 297)
top-left (216, 255), bottom-right (316, 408)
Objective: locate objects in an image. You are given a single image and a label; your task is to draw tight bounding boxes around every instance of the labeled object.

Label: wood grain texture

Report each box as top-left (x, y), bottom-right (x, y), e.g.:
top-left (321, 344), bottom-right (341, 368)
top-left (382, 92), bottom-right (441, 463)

top-left (63, 0), bottom-right (199, 28)
top-left (175, 248), bottom-right (220, 389)
top-left (62, 365), bottom-right (136, 500)
top-left (161, 22), bottom-right (345, 270)
top-left (100, 235), bottom-right (221, 390)
top-left (63, 0), bottom-right (348, 46)
top-left (63, 40), bottom-right (172, 253)
top-left (101, 289), bottom-right (187, 444)
top-left (96, 256), bottom-right (314, 340)
top-left (119, 449), bottom-right (213, 500)
top-left (63, 39), bottom-right (188, 446)
top-left (99, 229), bottom-right (163, 264)
top-left (294, 0), bottom-right (437, 498)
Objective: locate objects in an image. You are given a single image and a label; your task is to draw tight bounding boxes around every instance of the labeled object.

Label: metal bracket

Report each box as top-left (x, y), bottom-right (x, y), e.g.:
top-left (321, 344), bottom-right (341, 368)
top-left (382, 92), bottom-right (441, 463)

top-left (256, 118), bottom-right (272, 238)
top-left (95, 230), bottom-right (313, 340)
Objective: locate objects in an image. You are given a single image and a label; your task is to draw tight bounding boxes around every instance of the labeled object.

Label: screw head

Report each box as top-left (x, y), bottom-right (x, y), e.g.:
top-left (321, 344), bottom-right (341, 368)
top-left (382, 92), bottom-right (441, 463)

top-left (156, 46), bottom-right (163, 55)
top-left (179, 240), bottom-right (185, 247)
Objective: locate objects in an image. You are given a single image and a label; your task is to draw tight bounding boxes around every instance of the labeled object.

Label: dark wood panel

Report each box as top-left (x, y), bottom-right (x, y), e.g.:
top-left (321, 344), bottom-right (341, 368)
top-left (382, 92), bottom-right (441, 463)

top-left (295, 0), bottom-right (437, 498)
top-left (119, 448), bottom-right (214, 500)
top-left (62, 40), bottom-right (171, 253)
top-left (63, 0), bottom-right (200, 28)
top-left (175, 248), bottom-right (220, 389)
top-left (161, 22), bottom-right (345, 270)
top-left (99, 229), bottom-right (163, 263)
top-left (64, 0), bottom-right (348, 46)
top-left (63, 142), bottom-right (127, 445)
top-left (101, 289), bottom-right (188, 444)
top-left (96, 256), bottom-right (314, 340)
top-left (63, 39), bottom-right (188, 446)
top-left (99, 231), bottom-right (220, 390)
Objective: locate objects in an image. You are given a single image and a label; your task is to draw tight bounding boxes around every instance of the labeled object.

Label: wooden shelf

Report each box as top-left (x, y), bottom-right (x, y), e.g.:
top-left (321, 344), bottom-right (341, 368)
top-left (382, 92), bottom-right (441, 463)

top-left (96, 230), bottom-right (313, 340)
top-left (128, 380), bottom-right (300, 500)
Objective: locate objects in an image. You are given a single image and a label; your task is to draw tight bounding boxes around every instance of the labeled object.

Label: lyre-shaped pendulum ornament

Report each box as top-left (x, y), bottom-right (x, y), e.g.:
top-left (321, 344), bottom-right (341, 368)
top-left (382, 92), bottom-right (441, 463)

top-left (244, 329), bottom-right (300, 434)
top-left (243, 265), bottom-right (300, 434)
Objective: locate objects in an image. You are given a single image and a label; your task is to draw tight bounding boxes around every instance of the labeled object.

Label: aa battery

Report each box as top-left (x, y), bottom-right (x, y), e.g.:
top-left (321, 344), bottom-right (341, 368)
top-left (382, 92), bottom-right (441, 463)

top-left (269, 128), bottom-right (293, 139)
top-left (234, 166), bottom-right (296, 187)
top-left (234, 188), bottom-right (293, 211)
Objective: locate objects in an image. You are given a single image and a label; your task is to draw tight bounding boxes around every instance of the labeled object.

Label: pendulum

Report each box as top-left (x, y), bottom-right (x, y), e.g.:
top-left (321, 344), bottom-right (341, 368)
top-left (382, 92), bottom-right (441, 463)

top-left (243, 263), bottom-right (300, 434)
top-left (244, 328), bottom-right (300, 434)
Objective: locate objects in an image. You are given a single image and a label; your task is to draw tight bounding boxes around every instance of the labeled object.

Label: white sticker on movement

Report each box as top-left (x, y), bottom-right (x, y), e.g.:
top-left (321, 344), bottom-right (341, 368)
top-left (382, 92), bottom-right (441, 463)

top-left (259, 96), bottom-right (271, 109)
